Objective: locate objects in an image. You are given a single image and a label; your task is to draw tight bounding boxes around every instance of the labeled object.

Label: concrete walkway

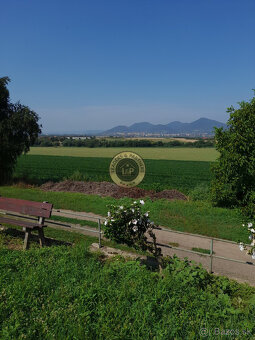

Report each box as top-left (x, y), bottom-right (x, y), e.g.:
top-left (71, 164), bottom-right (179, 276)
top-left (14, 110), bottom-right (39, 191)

top-left (50, 209), bottom-right (255, 286)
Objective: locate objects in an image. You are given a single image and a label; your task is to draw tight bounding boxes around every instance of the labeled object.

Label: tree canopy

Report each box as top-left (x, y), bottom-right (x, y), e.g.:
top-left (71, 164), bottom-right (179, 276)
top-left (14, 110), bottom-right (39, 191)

top-left (211, 92), bottom-right (255, 214)
top-left (0, 77), bottom-right (41, 183)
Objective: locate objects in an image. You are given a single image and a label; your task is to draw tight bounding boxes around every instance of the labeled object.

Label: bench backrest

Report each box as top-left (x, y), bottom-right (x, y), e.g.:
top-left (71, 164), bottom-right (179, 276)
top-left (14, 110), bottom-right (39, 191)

top-left (0, 197), bottom-right (53, 218)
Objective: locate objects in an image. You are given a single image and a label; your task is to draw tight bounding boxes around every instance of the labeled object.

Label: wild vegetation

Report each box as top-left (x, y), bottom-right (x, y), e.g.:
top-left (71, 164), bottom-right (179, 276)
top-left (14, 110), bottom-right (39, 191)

top-left (0, 233), bottom-right (255, 339)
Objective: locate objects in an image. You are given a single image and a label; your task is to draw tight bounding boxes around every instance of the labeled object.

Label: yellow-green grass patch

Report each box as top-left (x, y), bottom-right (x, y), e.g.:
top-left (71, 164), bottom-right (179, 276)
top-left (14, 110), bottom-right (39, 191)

top-left (29, 146), bottom-right (219, 162)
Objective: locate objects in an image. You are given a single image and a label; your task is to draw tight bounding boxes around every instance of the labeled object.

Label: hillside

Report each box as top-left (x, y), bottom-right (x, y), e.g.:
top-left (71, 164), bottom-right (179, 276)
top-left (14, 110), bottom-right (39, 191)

top-left (101, 118), bottom-right (226, 136)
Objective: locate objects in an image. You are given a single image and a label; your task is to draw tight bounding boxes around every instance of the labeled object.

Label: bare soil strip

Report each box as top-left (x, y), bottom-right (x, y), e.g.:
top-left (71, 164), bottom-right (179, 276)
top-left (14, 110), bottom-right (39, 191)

top-left (41, 180), bottom-right (188, 200)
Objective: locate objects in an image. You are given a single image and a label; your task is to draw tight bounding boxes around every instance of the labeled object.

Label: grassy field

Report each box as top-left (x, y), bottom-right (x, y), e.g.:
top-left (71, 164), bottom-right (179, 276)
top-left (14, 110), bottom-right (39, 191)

top-left (1, 230), bottom-right (255, 339)
top-left (29, 146), bottom-right (219, 161)
top-left (14, 154), bottom-right (212, 193)
top-left (0, 186), bottom-right (247, 243)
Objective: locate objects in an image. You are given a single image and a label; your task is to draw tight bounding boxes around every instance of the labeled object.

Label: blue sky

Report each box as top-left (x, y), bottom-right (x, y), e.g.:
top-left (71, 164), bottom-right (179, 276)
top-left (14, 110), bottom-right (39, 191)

top-left (1, 0), bottom-right (255, 133)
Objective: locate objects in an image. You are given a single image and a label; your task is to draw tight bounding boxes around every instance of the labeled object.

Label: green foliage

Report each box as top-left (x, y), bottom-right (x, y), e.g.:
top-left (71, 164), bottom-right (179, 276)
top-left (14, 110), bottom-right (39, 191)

top-left (240, 191), bottom-right (255, 222)
top-left (34, 136), bottom-right (215, 148)
top-left (104, 200), bottom-right (161, 256)
top-left (189, 183), bottom-right (210, 201)
top-left (0, 245), bottom-right (255, 339)
top-left (0, 77), bottom-right (41, 184)
top-left (211, 92), bottom-right (255, 211)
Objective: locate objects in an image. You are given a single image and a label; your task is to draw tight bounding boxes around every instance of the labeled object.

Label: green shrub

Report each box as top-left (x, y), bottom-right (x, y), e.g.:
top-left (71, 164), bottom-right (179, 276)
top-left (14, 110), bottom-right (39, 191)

top-left (104, 200), bottom-right (161, 257)
top-left (211, 92), bottom-right (255, 209)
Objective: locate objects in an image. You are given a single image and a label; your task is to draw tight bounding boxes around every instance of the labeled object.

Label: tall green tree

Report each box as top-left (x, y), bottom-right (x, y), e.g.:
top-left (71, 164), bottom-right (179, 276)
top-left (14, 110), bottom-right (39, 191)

top-left (0, 77), bottom-right (41, 183)
top-left (211, 92), bottom-right (255, 213)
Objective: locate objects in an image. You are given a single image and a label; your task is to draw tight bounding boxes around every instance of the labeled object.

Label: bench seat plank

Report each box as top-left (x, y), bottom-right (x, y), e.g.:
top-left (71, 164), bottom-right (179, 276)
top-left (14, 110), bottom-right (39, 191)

top-left (0, 196), bottom-right (53, 249)
top-left (0, 217), bottom-right (46, 229)
top-left (0, 197), bottom-right (53, 218)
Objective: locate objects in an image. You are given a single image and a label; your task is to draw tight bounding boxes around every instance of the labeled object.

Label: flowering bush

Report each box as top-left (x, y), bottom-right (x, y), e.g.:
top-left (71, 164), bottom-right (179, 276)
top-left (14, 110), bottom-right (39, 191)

top-left (104, 200), bottom-right (161, 256)
top-left (239, 222), bottom-right (255, 259)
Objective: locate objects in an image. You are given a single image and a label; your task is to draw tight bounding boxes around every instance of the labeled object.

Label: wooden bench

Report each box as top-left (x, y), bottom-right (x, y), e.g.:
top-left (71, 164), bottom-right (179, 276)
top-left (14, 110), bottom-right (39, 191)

top-left (0, 197), bottom-right (53, 250)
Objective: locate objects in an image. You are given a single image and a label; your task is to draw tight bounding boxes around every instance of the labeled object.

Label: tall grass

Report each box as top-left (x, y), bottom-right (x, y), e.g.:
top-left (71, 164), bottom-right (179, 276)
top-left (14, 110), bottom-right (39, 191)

top-left (0, 242), bottom-right (254, 339)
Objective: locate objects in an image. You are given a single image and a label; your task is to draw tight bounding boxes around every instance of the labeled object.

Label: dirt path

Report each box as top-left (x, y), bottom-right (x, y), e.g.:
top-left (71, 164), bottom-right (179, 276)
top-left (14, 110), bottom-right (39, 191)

top-left (52, 208), bottom-right (102, 222)
top-left (51, 208), bottom-right (255, 286)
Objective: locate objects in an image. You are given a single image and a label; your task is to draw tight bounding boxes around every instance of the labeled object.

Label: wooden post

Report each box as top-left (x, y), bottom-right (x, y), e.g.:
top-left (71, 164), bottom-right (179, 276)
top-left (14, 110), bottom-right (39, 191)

top-left (38, 227), bottom-right (46, 247)
top-left (38, 216), bottom-right (46, 247)
top-left (23, 227), bottom-right (31, 250)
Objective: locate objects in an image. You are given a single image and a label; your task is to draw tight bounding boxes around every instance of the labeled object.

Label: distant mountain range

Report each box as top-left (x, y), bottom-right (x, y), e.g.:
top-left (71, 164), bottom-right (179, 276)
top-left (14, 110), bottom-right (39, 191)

top-left (101, 118), bottom-right (227, 136)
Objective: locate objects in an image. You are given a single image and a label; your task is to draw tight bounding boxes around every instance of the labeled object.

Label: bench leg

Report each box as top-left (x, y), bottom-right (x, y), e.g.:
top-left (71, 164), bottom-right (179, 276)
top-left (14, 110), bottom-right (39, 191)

top-left (23, 227), bottom-right (31, 250)
top-left (38, 228), bottom-right (46, 247)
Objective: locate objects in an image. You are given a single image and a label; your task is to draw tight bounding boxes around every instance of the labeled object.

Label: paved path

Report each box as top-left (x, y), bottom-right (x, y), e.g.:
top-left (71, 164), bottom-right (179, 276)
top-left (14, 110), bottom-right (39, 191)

top-left (50, 209), bottom-right (255, 286)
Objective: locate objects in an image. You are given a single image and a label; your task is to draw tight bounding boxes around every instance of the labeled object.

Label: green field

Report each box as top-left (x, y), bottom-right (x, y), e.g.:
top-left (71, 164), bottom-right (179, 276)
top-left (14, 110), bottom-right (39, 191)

top-left (29, 146), bottom-right (219, 161)
top-left (14, 154), bottom-right (212, 193)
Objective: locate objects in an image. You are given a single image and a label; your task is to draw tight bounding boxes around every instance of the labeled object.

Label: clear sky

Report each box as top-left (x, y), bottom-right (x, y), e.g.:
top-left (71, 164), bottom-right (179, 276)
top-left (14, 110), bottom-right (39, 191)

top-left (1, 0), bottom-right (255, 133)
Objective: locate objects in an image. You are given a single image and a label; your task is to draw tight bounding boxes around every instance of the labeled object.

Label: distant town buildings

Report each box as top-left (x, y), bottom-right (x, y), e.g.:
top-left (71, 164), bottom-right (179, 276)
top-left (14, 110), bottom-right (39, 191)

top-left (66, 136), bottom-right (91, 140)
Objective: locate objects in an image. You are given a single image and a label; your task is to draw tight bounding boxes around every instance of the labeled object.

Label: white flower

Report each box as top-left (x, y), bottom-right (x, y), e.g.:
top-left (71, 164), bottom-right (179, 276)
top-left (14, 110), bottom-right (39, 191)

top-left (144, 212), bottom-right (149, 217)
top-left (133, 201), bottom-right (137, 204)
top-left (249, 235), bottom-right (253, 240)
top-left (242, 224), bottom-right (245, 227)
top-left (133, 219), bottom-right (137, 225)
top-left (111, 219), bottom-right (115, 222)
top-left (239, 244), bottom-right (244, 251)
top-left (107, 212), bottom-right (111, 217)
top-left (119, 206), bottom-right (123, 210)
top-left (248, 222), bottom-right (253, 228)
top-left (140, 200), bottom-right (145, 205)
top-left (131, 208), bottom-right (135, 213)
top-left (133, 226), bottom-right (138, 232)
top-left (104, 220), bottom-right (108, 225)
top-left (250, 229), bottom-right (255, 233)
